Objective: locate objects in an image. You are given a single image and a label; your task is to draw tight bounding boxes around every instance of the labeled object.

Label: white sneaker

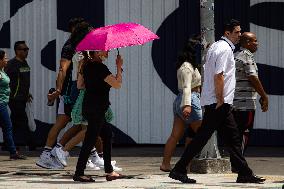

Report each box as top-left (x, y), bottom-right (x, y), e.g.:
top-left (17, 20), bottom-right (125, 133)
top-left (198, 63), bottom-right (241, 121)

top-left (36, 151), bottom-right (64, 169)
top-left (90, 155), bottom-right (122, 171)
top-left (54, 147), bottom-right (69, 167)
top-left (86, 160), bottom-right (100, 170)
top-left (91, 155), bottom-right (116, 167)
top-left (112, 165), bottom-right (123, 171)
top-left (93, 156), bottom-right (104, 167)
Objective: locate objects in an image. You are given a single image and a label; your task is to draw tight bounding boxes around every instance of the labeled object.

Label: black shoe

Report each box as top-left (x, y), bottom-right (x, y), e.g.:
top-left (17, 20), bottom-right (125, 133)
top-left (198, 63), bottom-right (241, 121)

top-left (169, 170), bottom-right (196, 183)
top-left (236, 174), bottom-right (266, 183)
top-left (231, 166), bottom-right (239, 173)
top-left (254, 175), bottom-right (266, 182)
top-left (10, 153), bottom-right (27, 160)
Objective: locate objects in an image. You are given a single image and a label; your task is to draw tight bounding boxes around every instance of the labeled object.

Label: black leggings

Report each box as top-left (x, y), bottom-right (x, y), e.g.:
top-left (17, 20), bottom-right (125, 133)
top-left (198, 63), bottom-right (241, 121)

top-left (75, 109), bottom-right (113, 176)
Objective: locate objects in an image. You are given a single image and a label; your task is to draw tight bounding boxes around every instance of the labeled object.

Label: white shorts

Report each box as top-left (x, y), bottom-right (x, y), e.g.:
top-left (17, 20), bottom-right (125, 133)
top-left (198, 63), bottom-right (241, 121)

top-left (57, 96), bottom-right (65, 115)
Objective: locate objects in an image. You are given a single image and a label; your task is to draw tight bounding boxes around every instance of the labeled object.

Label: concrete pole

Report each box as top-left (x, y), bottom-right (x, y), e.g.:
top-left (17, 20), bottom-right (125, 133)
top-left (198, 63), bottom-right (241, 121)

top-left (199, 0), bottom-right (221, 159)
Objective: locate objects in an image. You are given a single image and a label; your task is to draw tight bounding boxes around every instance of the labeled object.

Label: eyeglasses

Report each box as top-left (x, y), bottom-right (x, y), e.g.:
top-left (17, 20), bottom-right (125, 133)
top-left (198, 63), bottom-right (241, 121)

top-left (17, 48), bottom-right (29, 51)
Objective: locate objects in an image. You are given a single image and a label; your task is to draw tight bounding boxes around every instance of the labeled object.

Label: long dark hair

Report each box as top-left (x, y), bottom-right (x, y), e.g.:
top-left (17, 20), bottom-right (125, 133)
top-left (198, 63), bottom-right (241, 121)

top-left (79, 51), bottom-right (96, 74)
top-left (70, 21), bottom-right (93, 48)
top-left (176, 34), bottom-right (201, 70)
top-left (0, 49), bottom-right (5, 60)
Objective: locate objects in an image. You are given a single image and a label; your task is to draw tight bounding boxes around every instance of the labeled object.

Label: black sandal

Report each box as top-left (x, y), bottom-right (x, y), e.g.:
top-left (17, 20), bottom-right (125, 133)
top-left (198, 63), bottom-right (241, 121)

top-left (73, 175), bottom-right (95, 182)
top-left (160, 166), bottom-right (171, 172)
top-left (106, 173), bottom-right (127, 181)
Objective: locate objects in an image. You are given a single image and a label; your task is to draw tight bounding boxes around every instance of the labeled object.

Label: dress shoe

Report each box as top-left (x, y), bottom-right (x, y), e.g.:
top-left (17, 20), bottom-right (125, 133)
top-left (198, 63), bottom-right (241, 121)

top-left (254, 175), bottom-right (266, 182)
top-left (169, 169), bottom-right (196, 183)
top-left (10, 153), bottom-right (27, 160)
top-left (236, 174), bottom-right (266, 183)
top-left (231, 166), bottom-right (239, 173)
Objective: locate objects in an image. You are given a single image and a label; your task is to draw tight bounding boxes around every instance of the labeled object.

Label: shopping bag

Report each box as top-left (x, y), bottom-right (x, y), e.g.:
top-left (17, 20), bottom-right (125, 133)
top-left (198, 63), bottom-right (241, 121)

top-left (25, 102), bottom-right (36, 132)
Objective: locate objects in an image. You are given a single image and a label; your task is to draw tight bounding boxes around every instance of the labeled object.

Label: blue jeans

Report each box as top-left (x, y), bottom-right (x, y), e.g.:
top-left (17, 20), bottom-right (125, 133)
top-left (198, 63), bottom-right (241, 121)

top-left (0, 103), bottom-right (17, 155)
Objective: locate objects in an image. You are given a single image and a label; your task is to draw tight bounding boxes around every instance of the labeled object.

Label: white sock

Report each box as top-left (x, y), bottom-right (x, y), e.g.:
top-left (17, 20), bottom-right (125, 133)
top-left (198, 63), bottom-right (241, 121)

top-left (90, 148), bottom-right (98, 157)
top-left (43, 146), bottom-right (52, 154)
top-left (55, 143), bottom-right (63, 148)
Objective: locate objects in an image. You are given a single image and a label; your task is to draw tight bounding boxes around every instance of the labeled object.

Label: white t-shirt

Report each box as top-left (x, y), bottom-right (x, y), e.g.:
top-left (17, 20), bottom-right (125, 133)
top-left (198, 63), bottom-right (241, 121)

top-left (201, 36), bottom-right (236, 106)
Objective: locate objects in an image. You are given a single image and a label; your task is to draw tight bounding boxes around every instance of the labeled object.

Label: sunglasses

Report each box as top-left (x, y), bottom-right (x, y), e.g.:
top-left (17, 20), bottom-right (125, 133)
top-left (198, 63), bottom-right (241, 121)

top-left (17, 48), bottom-right (29, 51)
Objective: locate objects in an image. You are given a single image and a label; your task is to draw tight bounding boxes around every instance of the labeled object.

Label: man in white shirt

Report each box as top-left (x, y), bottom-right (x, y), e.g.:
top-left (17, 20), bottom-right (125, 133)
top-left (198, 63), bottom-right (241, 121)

top-left (169, 19), bottom-right (265, 184)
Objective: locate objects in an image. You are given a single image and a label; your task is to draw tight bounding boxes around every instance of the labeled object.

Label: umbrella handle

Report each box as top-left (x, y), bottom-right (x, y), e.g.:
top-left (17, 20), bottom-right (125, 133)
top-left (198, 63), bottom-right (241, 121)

top-left (116, 48), bottom-right (123, 72)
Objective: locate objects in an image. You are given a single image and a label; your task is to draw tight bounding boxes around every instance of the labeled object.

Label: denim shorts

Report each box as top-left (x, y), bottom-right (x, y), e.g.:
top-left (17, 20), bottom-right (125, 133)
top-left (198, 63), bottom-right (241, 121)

top-left (173, 91), bottom-right (202, 125)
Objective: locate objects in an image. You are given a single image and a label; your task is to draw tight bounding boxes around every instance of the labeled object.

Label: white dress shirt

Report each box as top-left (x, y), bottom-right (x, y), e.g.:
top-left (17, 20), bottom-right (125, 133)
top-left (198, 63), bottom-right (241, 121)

top-left (201, 36), bottom-right (236, 106)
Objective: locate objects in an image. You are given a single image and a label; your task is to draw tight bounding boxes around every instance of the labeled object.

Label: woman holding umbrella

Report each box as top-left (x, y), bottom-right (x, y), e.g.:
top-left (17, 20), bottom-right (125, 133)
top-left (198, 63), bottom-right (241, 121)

top-left (73, 22), bottom-right (158, 182)
top-left (73, 50), bottom-right (123, 182)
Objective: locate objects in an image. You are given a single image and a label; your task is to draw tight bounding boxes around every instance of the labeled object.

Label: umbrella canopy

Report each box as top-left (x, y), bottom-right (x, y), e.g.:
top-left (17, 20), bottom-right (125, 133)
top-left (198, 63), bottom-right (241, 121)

top-left (76, 22), bottom-right (159, 51)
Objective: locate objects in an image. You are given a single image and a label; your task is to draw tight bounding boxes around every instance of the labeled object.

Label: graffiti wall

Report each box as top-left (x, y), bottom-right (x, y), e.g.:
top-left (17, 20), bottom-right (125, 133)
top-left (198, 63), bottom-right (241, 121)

top-left (0, 0), bottom-right (283, 146)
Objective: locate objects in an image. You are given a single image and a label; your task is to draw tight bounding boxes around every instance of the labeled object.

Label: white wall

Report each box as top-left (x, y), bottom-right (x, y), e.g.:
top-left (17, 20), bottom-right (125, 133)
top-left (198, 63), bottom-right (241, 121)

top-left (105, 0), bottom-right (178, 143)
top-left (1, 0), bottom-right (283, 144)
top-left (251, 0), bottom-right (284, 130)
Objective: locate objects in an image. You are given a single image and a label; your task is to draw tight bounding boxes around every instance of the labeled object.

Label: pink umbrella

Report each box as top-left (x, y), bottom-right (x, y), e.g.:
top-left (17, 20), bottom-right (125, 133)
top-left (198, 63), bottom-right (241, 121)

top-left (76, 22), bottom-right (159, 52)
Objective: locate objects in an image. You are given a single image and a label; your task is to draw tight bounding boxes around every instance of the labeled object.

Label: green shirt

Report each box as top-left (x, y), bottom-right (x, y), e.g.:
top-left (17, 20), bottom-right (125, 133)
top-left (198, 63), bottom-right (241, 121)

top-left (0, 70), bottom-right (11, 104)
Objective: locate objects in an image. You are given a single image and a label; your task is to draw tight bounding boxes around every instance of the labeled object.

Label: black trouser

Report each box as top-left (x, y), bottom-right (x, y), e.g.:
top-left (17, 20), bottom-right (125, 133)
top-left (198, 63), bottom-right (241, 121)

top-left (8, 99), bottom-right (32, 146)
top-left (75, 108), bottom-right (113, 176)
top-left (173, 103), bottom-right (253, 176)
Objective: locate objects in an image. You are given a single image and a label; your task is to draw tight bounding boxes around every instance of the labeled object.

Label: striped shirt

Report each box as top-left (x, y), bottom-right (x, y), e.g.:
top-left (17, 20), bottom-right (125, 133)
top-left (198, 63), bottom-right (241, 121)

top-left (233, 47), bottom-right (258, 110)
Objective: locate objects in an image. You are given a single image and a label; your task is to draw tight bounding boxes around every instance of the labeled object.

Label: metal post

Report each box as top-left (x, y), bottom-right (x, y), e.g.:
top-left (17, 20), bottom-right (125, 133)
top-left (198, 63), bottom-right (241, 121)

top-left (199, 0), bottom-right (221, 159)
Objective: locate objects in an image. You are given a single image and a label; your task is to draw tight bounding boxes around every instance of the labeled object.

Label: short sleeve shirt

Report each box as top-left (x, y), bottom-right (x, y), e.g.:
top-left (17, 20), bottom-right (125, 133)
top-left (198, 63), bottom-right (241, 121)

top-left (5, 58), bottom-right (30, 101)
top-left (60, 39), bottom-right (75, 95)
top-left (83, 61), bottom-right (112, 111)
top-left (201, 36), bottom-right (236, 106)
top-left (0, 71), bottom-right (10, 103)
top-left (233, 48), bottom-right (258, 110)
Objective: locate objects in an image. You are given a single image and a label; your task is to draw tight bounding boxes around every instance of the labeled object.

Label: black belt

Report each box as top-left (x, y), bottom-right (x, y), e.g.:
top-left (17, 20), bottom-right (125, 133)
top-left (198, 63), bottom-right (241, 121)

top-left (204, 103), bottom-right (232, 109)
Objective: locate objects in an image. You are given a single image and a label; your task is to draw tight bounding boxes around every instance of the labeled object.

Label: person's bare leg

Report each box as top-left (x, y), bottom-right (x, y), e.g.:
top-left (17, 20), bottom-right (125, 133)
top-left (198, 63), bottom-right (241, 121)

top-left (58, 124), bottom-right (82, 147)
top-left (185, 137), bottom-right (193, 148)
top-left (184, 120), bottom-right (202, 170)
top-left (63, 126), bottom-right (87, 152)
top-left (160, 116), bottom-right (185, 171)
top-left (61, 126), bottom-right (103, 153)
top-left (190, 120), bottom-right (202, 133)
top-left (45, 114), bottom-right (70, 147)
